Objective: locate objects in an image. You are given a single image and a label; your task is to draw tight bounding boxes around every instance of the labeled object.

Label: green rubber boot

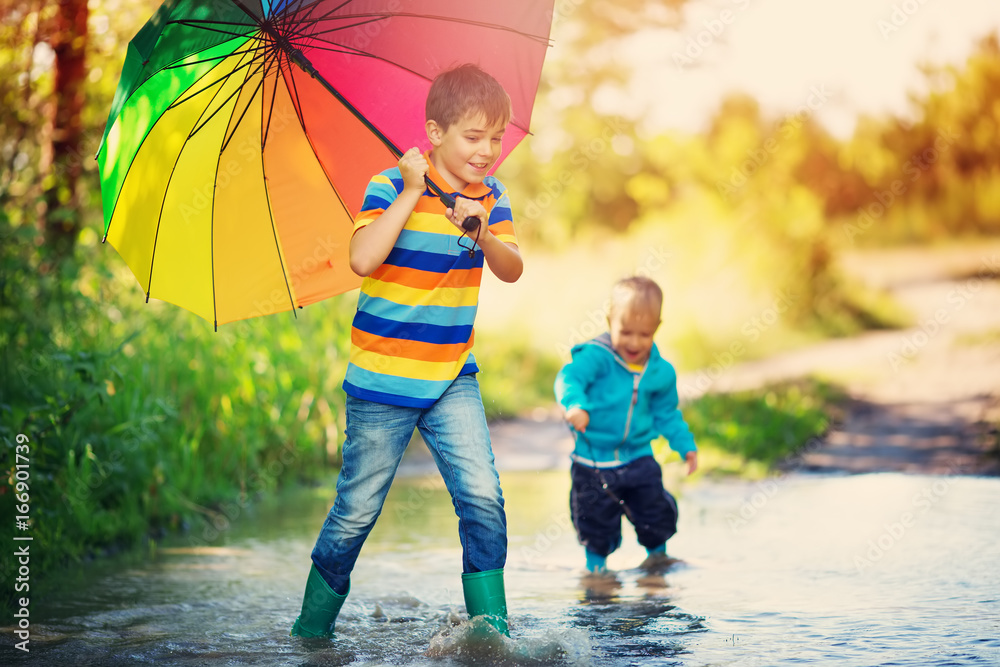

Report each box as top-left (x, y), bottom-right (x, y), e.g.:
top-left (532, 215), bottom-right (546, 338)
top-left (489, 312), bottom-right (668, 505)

top-left (461, 568), bottom-right (509, 637)
top-left (290, 564), bottom-right (349, 638)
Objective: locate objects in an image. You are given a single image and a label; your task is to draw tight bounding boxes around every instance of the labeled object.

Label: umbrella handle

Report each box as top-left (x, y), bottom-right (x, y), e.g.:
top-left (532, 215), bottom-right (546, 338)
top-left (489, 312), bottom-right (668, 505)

top-left (425, 176), bottom-right (481, 231)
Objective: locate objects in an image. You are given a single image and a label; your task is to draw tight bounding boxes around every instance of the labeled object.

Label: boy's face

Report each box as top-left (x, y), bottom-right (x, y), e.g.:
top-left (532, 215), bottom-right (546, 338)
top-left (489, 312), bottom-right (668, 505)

top-left (426, 111), bottom-right (506, 191)
top-left (608, 306), bottom-right (660, 366)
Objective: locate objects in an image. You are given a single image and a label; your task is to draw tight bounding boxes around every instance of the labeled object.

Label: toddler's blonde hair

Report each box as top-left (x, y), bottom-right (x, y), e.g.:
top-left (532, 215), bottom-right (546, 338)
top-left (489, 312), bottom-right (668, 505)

top-left (609, 276), bottom-right (663, 318)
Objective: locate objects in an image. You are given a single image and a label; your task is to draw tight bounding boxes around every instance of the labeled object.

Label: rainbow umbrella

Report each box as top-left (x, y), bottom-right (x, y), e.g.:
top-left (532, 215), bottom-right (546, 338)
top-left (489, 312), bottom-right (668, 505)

top-left (97, 0), bottom-right (553, 328)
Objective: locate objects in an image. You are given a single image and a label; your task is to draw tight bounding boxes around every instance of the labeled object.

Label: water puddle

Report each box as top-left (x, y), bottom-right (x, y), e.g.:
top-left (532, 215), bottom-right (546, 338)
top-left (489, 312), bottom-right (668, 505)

top-left (4, 470), bottom-right (998, 665)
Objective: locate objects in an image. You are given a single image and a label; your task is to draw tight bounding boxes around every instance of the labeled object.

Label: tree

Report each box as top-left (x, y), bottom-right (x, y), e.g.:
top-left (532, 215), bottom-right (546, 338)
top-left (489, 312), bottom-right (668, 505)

top-left (1, 0), bottom-right (90, 258)
top-left (41, 0), bottom-right (89, 257)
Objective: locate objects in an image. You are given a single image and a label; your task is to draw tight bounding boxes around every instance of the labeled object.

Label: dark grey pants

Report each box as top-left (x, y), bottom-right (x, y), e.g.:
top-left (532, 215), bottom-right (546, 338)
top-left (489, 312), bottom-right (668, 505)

top-left (570, 455), bottom-right (678, 557)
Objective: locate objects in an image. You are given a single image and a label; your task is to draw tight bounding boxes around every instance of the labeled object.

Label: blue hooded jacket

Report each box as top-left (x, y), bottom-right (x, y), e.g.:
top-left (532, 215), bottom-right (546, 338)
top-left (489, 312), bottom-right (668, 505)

top-left (554, 333), bottom-right (696, 467)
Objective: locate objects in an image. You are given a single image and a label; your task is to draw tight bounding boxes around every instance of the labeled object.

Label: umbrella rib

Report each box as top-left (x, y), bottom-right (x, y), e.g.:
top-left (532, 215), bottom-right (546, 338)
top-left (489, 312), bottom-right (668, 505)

top-left (162, 45), bottom-right (266, 71)
top-left (205, 85), bottom-right (248, 329)
top-left (280, 49), bottom-right (312, 139)
top-left (283, 13), bottom-right (553, 46)
top-left (167, 49), bottom-right (264, 111)
top-left (172, 45), bottom-right (269, 131)
top-left (261, 51), bottom-right (282, 150)
top-left (268, 29), bottom-right (483, 167)
top-left (242, 1), bottom-right (300, 324)
top-left (277, 38), bottom-right (379, 59)
top-left (256, 0), bottom-right (302, 41)
top-left (210, 150), bottom-right (221, 330)
top-left (219, 30), bottom-right (277, 152)
top-left (271, 4), bottom-right (338, 47)
top-left (171, 18), bottom-right (259, 28)
top-left (169, 19), bottom-right (260, 41)
top-left (273, 22), bottom-right (539, 134)
top-left (281, 0), bottom-right (328, 23)
top-left (278, 0), bottom-right (349, 26)
top-left (250, 34), bottom-right (300, 319)
top-left (221, 75), bottom-right (265, 154)
top-left (282, 48), bottom-right (408, 210)
top-left (259, 144), bottom-right (299, 322)
top-left (189, 56), bottom-right (269, 141)
top-left (287, 16), bottom-right (386, 38)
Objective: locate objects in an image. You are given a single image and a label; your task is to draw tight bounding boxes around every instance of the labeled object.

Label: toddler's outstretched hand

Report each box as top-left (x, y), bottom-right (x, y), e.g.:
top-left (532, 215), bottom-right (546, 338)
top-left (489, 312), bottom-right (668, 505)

top-left (685, 451), bottom-right (698, 476)
top-left (565, 407), bottom-right (590, 433)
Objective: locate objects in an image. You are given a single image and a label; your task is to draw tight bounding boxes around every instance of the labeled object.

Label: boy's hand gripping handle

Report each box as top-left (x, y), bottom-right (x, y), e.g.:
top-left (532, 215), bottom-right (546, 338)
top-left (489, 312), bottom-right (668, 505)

top-left (426, 176), bottom-right (480, 231)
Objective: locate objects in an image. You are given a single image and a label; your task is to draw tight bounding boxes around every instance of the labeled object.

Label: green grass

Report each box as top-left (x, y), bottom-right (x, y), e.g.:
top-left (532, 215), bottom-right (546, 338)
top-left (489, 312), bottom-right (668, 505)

top-left (476, 335), bottom-right (562, 421)
top-left (2, 214), bottom-right (361, 598)
top-left (664, 378), bottom-right (846, 478)
top-left (474, 333), bottom-right (846, 480)
top-left (472, 329), bottom-right (845, 480)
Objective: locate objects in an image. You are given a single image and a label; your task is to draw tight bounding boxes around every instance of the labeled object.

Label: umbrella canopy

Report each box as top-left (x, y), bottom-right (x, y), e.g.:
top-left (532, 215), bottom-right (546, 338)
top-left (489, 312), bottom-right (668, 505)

top-left (97, 0), bottom-right (553, 327)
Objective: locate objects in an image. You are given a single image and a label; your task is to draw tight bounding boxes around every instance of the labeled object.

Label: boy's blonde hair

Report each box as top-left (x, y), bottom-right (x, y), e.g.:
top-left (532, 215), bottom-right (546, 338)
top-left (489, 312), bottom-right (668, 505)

top-left (425, 64), bottom-right (512, 131)
top-left (609, 276), bottom-right (663, 318)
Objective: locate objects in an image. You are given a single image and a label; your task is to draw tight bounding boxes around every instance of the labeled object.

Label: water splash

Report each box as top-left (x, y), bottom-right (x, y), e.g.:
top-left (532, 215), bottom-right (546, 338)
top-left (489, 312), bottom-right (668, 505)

top-left (427, 617), bottom-right (592, 665)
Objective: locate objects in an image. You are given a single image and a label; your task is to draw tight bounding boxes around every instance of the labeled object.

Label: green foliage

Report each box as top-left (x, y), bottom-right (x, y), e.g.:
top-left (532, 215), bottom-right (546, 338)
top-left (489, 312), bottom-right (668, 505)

top-left (672, 379), bottom-right (844, 476)
top-left (1, 207), bottom-right (354, 601)
top-left (834, 35), bottom-right (1000, 243)
top-left (476, 336), bottom-right (563, 421)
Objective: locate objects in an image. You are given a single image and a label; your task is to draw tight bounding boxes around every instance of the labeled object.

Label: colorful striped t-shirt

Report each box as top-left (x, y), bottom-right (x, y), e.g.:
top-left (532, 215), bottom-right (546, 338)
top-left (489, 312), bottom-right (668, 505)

top-left (342, 156), bottom-right (517, 408)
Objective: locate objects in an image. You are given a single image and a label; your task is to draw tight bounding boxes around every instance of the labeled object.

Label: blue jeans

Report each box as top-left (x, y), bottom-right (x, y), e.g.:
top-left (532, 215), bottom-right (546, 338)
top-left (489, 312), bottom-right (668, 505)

top-left (311, 374), bottom-right (507, 594)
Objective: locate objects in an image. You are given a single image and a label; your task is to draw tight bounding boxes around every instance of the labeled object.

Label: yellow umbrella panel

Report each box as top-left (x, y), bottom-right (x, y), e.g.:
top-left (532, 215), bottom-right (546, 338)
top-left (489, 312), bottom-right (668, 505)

top-left (100, 35), bottom-right (364, 327)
